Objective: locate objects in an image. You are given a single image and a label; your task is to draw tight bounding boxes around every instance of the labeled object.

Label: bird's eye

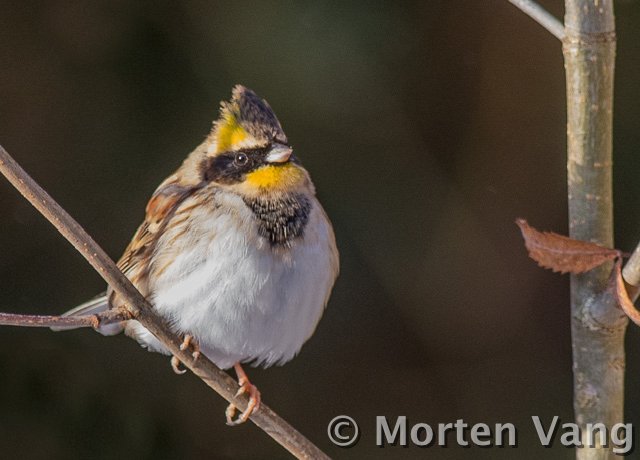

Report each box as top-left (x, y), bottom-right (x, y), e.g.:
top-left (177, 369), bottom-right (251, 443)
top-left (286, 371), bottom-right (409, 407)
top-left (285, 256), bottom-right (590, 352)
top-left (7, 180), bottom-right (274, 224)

top-left (234, 153), bottom-right (248, 166)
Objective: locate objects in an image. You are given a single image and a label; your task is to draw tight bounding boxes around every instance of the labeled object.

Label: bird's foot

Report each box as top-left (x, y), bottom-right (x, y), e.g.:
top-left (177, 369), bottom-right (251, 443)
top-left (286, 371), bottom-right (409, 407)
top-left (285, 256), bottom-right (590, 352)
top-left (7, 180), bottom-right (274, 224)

top-left (170, 334), bottom-right (200, 375)
top-left (170, 355), bottom-right (186, 375)
top-left (225, 363), bottom-right (261, 426)
top-left (179, 334), bottom-right (201, 361)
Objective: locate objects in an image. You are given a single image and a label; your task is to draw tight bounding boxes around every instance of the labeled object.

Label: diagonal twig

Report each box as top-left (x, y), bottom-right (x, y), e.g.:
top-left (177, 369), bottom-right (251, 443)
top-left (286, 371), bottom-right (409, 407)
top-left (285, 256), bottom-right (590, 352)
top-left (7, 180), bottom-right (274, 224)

top-left (0, 144), bottom-right (330, 460)
top-left (508, 0), bottom-right (565, 40)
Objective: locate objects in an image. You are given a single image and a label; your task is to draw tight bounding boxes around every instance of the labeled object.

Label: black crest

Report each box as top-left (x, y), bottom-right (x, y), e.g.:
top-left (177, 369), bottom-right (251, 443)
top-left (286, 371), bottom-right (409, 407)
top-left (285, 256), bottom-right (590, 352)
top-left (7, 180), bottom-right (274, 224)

top-left (225, 85), bottom-right (288, 144)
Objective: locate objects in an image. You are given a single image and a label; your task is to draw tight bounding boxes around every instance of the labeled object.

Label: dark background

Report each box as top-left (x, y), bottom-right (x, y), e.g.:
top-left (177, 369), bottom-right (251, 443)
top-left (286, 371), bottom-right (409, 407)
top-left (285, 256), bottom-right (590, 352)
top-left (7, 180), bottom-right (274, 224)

top-left (1, 1), bottom-right (639, 459)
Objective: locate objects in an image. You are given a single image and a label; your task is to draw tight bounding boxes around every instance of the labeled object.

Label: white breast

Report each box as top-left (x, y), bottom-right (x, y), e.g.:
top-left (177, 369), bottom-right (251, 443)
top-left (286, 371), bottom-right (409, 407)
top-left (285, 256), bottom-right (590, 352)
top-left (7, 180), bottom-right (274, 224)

top-left (125, 190), bottom-right (337, 370)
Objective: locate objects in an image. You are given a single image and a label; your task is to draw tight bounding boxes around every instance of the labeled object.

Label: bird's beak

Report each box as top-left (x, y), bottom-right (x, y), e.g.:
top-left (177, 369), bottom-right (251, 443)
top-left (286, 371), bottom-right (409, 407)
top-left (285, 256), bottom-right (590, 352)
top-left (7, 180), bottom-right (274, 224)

top-left (265, 144), bottom-right (293, 163)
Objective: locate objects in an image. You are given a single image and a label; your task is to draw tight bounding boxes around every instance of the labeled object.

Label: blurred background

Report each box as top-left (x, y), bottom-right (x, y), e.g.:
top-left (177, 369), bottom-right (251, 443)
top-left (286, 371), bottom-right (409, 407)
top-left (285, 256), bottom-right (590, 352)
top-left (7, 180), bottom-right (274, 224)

top-left (1, 1), bottom-right (639, 458)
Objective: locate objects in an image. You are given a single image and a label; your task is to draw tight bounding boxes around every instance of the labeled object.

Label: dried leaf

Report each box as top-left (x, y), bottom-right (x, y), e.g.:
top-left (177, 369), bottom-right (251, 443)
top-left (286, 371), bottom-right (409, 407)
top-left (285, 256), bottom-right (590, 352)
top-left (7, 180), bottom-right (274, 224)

top-left (614, 259), bottom-right (640, 326)
top-left (515, 218), bottom-right (620, 274)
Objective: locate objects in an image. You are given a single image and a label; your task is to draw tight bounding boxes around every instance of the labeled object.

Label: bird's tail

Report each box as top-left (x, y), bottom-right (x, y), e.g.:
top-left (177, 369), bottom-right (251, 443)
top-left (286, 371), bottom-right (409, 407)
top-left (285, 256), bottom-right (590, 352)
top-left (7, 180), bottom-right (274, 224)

top-left (51, 293), bottom-right (124, 336)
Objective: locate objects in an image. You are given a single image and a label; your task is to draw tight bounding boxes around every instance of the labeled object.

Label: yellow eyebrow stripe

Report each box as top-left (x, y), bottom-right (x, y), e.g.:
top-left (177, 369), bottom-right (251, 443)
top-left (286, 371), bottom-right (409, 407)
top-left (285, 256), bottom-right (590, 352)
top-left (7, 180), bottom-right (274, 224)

top-left (216, 113), bottom-right (248, 152)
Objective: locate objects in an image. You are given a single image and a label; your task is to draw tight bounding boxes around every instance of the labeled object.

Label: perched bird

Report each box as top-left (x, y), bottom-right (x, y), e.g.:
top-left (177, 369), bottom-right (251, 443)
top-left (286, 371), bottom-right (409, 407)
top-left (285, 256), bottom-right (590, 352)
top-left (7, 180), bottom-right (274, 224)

top-left (57, 86), bottom-right (339, 424)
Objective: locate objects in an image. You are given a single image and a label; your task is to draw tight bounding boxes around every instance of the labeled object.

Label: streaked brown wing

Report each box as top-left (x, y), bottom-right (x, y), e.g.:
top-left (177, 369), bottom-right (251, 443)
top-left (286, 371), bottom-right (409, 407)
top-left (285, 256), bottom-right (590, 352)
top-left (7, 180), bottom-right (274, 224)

top-left (109, 174), bottom-right (200, 306)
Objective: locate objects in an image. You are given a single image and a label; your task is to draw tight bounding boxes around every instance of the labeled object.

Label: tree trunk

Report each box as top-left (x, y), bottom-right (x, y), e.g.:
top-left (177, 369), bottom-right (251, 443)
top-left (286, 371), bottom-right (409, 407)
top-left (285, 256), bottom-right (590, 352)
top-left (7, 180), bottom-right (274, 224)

top-left (563, 1), bottom-right (627, 459)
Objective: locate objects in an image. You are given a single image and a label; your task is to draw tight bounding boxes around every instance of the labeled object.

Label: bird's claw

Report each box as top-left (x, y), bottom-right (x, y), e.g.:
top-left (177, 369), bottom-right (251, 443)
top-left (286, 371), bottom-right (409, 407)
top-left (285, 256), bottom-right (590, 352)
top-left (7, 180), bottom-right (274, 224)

top-left (225, 363), bottom-right (261, 425)
top-left (170, 355), bottom-right (186, 375)
top-left (179, 334), bottom-right (201, 361)
top-left (171, 335), bottom-right (201, 374)
top-left (225, 382), bottom-right (261, 426)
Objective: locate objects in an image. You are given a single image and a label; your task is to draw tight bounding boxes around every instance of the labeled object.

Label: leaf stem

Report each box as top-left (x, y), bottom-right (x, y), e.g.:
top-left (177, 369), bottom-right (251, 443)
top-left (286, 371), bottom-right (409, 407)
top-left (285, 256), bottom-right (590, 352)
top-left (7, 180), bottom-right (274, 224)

top-left (622, 242), bottom-right (640, 302)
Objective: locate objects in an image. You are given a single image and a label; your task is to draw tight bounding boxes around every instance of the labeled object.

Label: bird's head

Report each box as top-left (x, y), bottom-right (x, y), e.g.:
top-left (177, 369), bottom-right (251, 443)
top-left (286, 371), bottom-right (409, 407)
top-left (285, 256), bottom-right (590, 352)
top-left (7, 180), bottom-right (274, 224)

top-left (200, 85), bottom-right (312, 196)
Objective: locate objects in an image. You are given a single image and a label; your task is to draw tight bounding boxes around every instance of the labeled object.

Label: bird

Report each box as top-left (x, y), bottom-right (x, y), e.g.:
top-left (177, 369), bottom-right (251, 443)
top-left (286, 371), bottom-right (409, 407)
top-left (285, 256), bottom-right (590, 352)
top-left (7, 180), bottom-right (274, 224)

top-left (55, 85), bottom-right (339, 425)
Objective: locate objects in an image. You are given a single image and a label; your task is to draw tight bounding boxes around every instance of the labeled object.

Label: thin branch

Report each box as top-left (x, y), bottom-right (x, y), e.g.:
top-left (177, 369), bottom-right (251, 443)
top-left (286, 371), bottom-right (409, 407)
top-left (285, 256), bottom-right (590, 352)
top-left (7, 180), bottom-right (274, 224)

top-left (0, 144), bottom-right (330, 460)
top-left (0, 309), bottom-right (129, 328)
top-left (508, 0), bottom-right (566, 40)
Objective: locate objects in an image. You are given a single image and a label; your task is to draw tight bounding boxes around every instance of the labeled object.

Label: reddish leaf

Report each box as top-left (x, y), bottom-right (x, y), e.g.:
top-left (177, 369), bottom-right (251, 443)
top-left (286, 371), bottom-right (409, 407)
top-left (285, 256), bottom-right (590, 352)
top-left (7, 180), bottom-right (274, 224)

top-left (614, 259), bottom-right (640, 326)
top-left (516, 218), bottom-right (620, 274)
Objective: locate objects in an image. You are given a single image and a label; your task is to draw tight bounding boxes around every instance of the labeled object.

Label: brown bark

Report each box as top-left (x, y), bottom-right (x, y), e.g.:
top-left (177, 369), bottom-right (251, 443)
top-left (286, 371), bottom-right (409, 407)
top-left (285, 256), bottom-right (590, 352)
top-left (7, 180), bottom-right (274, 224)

top-left (564, 2), bottom-right (626, 459)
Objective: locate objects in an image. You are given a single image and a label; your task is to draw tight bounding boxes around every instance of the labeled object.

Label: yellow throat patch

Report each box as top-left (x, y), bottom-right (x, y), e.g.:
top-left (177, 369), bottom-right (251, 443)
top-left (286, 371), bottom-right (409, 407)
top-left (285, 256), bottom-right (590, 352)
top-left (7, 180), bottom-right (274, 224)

top-left (245, 164), bottom-right (306, 190)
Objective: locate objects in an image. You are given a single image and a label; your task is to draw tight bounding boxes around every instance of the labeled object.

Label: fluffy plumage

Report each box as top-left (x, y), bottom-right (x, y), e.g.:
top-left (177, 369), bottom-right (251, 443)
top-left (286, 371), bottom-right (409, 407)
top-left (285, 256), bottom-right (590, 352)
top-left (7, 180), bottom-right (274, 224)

top-left (59, 86), bottom-right (339, 373)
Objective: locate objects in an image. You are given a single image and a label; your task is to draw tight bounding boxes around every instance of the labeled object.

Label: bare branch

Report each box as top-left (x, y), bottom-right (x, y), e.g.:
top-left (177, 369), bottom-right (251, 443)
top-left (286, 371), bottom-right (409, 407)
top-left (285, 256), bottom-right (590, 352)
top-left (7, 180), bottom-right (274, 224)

top-left (0, 309), bottom-right (129, 328)
top-left (0, 144), bottom-right (330, 460)
top-left (508, 0), bottom-right (565, 40)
